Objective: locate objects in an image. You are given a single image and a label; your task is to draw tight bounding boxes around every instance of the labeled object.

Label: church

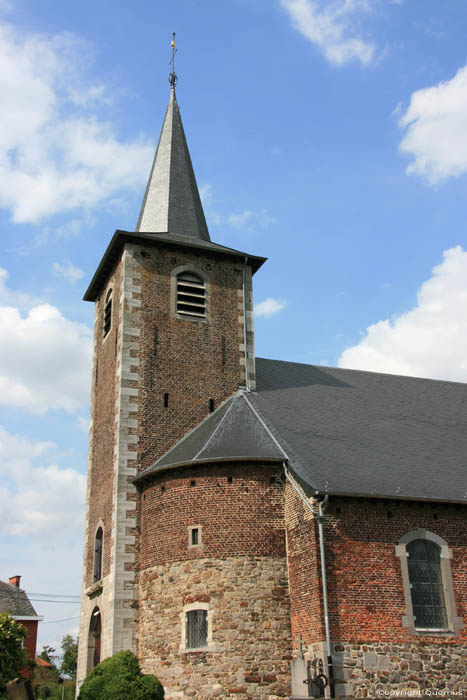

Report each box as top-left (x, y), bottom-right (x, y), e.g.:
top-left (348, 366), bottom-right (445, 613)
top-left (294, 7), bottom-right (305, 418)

top-left (76, 69), bottom-right (467, 699)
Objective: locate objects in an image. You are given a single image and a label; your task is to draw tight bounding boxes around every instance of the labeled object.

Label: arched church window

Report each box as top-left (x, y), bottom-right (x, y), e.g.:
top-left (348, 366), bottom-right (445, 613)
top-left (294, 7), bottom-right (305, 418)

top-left (406, 539), bottom-right (446, 629)
top-left (176, 272), bottom-right (206, 318)
top-left (103, 289), bottom-right (112, 337)
top-left (93, 527), bottom-right (103, 582)
top-left (395, 529), bottom-right (463, 635)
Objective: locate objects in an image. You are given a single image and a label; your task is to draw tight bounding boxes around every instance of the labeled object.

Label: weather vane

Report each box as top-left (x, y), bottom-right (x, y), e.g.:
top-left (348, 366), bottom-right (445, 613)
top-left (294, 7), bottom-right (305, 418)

top-left (169, 32), bottom-right (178, 88)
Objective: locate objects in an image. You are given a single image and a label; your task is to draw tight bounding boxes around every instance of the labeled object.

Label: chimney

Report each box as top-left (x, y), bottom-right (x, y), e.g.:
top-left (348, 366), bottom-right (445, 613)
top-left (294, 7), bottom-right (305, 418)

top-left (9, 575), bottom-right (21, 588)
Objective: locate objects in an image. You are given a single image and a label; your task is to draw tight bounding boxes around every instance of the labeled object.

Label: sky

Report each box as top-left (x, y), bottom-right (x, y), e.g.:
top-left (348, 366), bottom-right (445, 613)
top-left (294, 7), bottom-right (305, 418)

top-left (1, 0), bottom-right (467, 658)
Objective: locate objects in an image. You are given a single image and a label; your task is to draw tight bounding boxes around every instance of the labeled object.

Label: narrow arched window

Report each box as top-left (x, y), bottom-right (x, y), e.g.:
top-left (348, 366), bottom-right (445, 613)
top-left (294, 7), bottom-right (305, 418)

top-left (103, 289), bottom-right (112, 337)
top-left (176, 272), bottom-right (206, 318)
top-left (88, 607), bottom-right (101, 671)
top-left (407, 539), bottom-right (447, 629)
top-left (93, 527), bottom-right (103, 582)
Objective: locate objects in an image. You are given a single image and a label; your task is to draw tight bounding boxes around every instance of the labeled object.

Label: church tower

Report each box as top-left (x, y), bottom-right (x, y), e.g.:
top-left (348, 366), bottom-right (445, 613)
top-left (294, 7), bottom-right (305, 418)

top-left (76, 75), bottom-right (286, 695)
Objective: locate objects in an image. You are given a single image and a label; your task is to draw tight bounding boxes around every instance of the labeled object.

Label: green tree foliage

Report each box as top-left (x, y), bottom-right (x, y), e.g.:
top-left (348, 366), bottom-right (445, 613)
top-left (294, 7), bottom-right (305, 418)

top-left (0, 612), bottom-right (28, 691)
top-left (78, 651), bottom-right (164, 700)
top-left (60, 635), bottom-right (78, 679)
top-left (39, 645), bottom-right (57, 668)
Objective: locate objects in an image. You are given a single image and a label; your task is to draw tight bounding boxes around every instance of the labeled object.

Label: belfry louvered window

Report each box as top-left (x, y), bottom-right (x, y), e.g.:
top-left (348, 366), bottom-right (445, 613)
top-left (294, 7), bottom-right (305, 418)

top-left (176, 272), bottom-right (206, 318)
top-left (407, 539), bottom-right (447, 629)
top-left (186, 609), bottom-right (208, 648)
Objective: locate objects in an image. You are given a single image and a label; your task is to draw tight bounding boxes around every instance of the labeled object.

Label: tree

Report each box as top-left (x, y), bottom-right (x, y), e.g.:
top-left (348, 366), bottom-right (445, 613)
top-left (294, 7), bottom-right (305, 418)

top-left (0, 612), bottom-right (28, 690)
top-left (61, 635), bottom-right (78, 679)
top-left (39, 645), bottom-right (57, 668)
top-left (78, 651), bottom-right (164, 700)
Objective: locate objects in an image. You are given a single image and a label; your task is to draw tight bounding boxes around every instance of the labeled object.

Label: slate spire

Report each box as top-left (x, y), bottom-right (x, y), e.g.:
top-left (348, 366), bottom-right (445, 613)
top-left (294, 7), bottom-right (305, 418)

top-left (136, 85), bottom-right (210, 240)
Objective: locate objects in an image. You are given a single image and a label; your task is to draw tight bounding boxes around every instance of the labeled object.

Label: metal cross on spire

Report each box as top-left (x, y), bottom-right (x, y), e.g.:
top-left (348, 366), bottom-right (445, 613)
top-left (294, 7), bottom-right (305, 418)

top-left (169, 32), bottom-right (178, 88)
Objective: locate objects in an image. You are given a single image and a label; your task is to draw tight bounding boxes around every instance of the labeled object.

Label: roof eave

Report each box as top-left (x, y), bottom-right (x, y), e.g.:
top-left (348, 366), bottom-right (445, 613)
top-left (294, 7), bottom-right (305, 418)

top-left (83, 230), bottom-right (266, 301)
top-left (133, 456), bottom-right (284, 485)
top-left (310, 487), bottom-right (467, 505)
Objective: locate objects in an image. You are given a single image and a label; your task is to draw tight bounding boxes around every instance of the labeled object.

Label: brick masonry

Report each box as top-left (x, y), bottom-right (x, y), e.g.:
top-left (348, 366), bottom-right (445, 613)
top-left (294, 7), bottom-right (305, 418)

top-left (286, 483), bottom-right (467, 698)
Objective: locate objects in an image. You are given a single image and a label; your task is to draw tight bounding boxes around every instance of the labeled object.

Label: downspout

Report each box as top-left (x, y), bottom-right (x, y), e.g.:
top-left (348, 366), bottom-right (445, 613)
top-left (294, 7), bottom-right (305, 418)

top-left (284, 464), bottom-right (335, 699)
top-left (242, 256), bottom-right (250, 391)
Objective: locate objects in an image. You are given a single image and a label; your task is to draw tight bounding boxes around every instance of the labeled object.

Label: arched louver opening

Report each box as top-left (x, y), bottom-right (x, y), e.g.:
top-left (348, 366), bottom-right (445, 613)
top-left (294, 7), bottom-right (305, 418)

top-left (93, 527), bottom-right (103, 582)
top-left (176, 272), bottom-right (206, 318)
top-left (103, 289), bottom-right (112, 337)
top-left (407, 539), bottom-right (447, 629)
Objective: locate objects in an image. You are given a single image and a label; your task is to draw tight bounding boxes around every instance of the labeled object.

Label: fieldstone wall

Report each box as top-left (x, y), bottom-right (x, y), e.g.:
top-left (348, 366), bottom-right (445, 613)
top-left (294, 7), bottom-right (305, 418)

top-left (328, 641), bottom-right (467, 698)
top-left (138, 556), bottom-right (292, 699)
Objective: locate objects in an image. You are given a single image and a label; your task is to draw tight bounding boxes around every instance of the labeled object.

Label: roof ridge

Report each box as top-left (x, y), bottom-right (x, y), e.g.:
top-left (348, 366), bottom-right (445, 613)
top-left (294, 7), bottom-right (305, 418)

top-left (256, 356), bottom-right (467, 387)
top-left (241, 393), bottom-right (289, 460)
top-left (192, 395), bottom-right (239, 460)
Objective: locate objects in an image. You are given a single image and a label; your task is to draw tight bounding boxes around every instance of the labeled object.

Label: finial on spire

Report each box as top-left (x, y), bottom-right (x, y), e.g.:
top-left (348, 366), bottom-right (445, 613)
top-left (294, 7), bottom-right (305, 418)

top-left (169, 32), bottom-right (178, 89)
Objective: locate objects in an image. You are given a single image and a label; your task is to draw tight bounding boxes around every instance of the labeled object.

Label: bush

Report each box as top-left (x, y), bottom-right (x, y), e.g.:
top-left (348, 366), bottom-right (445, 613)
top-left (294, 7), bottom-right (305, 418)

top-left (78, 651), bottom-right (164, 700)
top-left (0, 613), bottom-right (28, 691)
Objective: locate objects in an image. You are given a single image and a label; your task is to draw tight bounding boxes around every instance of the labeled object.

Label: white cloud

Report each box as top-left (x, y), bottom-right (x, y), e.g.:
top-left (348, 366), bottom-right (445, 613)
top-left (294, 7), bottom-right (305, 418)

top-left (52, 260), bottom-right (85, 284)
top-left (0, 426), bottom-right (85, 538)
top-left (280, 0), bottom-right (376, 66)
top-left (398, 65), bottom-right (467, 184)
top-left (0, 267), bottom-right (38, 308)
top-left (227, 209), bottom-right (276, 230)
top-left (200, 184), bottom-right (275, 232)
top-left (255, 297), bottom-right (287, 317)
top-left (338, 246), bottom-right (467, 382)
top-left (0, 22), bottom-right (153, 223)
top-left (0, 276), bottom-right (92, 413)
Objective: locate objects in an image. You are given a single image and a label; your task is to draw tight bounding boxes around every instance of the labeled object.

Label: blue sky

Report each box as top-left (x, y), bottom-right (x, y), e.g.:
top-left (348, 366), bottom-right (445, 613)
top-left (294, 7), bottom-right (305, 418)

top-left (1, 0), bottom-right (467, 656)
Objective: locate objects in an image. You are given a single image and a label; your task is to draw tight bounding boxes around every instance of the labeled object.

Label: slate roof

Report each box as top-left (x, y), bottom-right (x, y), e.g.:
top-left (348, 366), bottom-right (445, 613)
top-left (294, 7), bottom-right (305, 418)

top-left (0, 581), bottom-right (37, 617)
top-left (136, 87), bottom-right (210, 239)
top-left (83, 230), bottom-right (266, 301)
top-left (136, 357), bottom-right (467, 503)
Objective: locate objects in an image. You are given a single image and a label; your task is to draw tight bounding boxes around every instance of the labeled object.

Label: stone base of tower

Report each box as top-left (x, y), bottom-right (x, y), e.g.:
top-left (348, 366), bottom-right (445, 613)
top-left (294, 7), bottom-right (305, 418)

top-left (76, 572), bottom-right (138, 695)
top-left (138, 556), bottom-right (292, 699)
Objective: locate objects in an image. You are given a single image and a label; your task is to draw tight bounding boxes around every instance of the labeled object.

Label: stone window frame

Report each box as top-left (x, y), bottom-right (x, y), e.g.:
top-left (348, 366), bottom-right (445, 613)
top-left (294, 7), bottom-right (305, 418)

top-left (170, 265), bottom-right (210, 323)
top-left (188, 525), bottom-right (202, 548)
top-left (179, 602), bottom-right (215, 653)
top-left (103, 287), bottom-right (113, 339)
top-left (395, 528), bottom-right (463, 635)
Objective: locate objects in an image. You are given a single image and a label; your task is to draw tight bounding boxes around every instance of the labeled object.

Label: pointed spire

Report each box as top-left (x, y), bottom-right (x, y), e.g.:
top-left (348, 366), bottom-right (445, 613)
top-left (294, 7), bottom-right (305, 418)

top-left (136, 86), bottom-right (210, 241)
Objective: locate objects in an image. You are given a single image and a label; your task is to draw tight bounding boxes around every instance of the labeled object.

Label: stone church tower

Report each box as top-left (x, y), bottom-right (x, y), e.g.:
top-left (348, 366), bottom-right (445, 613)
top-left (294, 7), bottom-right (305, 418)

top-left (76, 82), bottom-right (291, 697)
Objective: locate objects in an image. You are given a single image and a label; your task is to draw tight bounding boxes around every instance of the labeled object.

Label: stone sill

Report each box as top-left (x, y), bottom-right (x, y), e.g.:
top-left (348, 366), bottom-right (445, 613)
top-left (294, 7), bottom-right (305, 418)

top-left (179, 647), bottom-right (217, 654)
top-left (85, 581), bottom-right (103, 597)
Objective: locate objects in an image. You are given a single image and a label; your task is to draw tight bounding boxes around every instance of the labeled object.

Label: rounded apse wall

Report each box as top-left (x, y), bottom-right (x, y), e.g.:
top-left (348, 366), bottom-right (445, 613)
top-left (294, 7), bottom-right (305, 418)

top-left (137, 461), bottom-right (293, 699)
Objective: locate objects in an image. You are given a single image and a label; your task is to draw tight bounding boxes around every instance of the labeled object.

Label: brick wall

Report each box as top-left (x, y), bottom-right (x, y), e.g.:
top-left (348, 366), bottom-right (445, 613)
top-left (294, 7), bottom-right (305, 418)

top-left (21, 619), bottom-right (38, 677)
top-left (286, 487), bottom-right (467, 697)
top-left (285, 480), bottom-right (324, 647)
top-left (140, 463), bottom-right (285, 568)
top-left (323, 497), bottom-right (466, 644)
top-left (84, 258), bottom-right (122, 587)
top-left (135, 244), bottom-right (247, 474)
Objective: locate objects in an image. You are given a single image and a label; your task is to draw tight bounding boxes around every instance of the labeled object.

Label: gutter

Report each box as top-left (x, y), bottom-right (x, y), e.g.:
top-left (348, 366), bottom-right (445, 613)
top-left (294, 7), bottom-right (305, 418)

top-left (284, 464), bottom-right (335, 699)
top-left (242, 256), bottom-right (250, 391)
